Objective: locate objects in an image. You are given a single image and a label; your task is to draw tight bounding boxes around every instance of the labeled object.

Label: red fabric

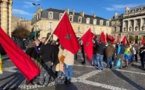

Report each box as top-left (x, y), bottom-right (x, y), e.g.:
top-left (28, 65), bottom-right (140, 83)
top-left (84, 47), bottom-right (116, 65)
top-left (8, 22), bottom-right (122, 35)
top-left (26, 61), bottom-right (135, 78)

top-left (53, 13), bottom-right (80, 54)
top-left (0, 28), bottom-right (40, 82)
top-left (81, 29), bottom-right (93, 60)
top-left (141, 38), bottom-right (145, 45)
top-left (106, 34), bottom-right (115, 43)
top-left (121, 36), bottom-right (130, 45)
top-left (92, 33), bottom-right (97, 39)
top-left (99, 32), bottom-right (106, 44)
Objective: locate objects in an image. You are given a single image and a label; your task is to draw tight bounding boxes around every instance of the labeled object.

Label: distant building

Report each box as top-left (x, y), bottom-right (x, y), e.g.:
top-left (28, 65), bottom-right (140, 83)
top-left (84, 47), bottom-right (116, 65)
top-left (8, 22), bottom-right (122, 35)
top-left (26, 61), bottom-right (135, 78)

top-left (111, 5), bottom-right (145, 43)
top-left (12, 16), bottom-right (32, 33)
top-left (0, 0), bottom-right (13, 36)
top-left (32, 8), bottom-right (113, 39)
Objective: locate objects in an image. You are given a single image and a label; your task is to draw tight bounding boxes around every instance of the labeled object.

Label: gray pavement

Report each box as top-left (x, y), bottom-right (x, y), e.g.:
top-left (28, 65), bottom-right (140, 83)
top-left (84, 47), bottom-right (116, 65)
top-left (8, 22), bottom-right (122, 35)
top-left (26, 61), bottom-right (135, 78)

top-left (0, 53), bottom-right (145, 90)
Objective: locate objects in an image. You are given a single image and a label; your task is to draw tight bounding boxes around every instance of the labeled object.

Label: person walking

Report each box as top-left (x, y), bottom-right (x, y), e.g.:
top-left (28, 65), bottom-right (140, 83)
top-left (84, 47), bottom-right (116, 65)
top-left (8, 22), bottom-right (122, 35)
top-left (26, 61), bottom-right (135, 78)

top-left (96, 42), bottom-right (106, 70)
top-left (106, 42), bottom-right (115, 69)
top-left (38, 40), bottom-right (55, 86)
top-left (63, 49), bottom-right (75, 84)
top-left (139, 44), bottom-right (145, 70)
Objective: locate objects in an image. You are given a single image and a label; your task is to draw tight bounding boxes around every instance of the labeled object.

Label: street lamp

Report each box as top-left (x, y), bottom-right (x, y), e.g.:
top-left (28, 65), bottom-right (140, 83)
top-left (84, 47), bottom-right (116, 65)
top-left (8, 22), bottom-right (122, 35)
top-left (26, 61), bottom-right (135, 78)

top-left (32, 3), bottom-right (40, 40)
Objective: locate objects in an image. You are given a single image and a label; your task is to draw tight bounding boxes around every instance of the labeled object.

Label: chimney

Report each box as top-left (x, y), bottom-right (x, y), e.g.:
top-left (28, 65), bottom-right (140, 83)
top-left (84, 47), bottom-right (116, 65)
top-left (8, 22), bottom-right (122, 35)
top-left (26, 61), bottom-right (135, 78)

top-left (66, 8), bottom-right (69, 14)
top-left (80, 11), bottom-right (84, 17)
top-left (72, 9), bottom-right (75, 15)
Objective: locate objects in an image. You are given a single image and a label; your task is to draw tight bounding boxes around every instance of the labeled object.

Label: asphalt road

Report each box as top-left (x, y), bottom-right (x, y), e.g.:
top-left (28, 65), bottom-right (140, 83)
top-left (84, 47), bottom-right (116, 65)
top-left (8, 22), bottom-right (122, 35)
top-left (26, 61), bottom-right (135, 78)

top-left (0, 52), bottom-right (145, 90)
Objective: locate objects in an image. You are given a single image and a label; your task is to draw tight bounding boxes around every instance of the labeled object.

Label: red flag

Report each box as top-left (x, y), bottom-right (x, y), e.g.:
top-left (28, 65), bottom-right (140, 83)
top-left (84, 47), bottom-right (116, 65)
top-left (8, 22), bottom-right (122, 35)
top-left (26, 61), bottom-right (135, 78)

top-left (99, 31), bottom-right (106, 44)
top-left (53, 13), bottom-right (80, 54)
top-left (92, 33), bottom-right (97, 39)
top-left (0, 28), bottom-right (40, 82)
top-left (121, 36), bottom-right (129, 45)
top-left (106, 34), bottom-right (115, 43)
top-left (141, 38), bottom-right (145, 45)
top-left (80, 29), bottom-right (93, 60)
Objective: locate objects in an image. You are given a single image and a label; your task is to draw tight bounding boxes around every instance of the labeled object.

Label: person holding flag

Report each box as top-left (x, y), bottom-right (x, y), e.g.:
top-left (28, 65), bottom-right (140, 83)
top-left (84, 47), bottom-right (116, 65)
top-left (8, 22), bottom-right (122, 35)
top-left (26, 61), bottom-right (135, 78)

top-left (45, 12), bottom-right (79, 84)
top-left (80, 29), bottom-right (93, 64)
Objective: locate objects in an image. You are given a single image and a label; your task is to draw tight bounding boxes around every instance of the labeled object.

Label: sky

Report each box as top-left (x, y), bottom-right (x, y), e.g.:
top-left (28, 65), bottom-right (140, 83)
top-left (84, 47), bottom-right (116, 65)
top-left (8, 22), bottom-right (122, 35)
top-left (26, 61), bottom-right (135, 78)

top-left (12, 0), bottom-right (145, 20)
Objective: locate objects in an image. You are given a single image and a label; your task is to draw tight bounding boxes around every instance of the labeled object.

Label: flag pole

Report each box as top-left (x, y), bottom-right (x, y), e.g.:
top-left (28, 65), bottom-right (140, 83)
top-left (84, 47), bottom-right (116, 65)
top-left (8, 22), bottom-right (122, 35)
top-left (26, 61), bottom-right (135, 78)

top-left (45, 11), bottom-right (66, 44)
top-left (78, 28), bottom-right (91, 40)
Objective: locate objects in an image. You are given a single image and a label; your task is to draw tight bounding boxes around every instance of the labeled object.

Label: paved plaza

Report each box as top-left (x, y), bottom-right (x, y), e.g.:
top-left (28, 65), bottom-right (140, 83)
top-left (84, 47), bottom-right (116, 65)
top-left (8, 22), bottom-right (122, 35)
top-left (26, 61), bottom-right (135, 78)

top-left (0, 52), bottom-right (145, 90)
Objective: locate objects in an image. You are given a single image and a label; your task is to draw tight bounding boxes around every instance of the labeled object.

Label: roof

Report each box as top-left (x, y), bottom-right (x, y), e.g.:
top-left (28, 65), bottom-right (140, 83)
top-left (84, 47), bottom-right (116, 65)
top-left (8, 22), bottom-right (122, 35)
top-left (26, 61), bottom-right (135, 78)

top-left (45, 8), bottom-right (106, 20)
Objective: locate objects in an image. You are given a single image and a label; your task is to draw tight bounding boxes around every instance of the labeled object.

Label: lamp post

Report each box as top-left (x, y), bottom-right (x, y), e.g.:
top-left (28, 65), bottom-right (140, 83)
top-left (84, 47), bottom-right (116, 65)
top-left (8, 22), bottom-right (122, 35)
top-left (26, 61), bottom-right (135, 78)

top-left (32, 3), bottom-right (40, 40)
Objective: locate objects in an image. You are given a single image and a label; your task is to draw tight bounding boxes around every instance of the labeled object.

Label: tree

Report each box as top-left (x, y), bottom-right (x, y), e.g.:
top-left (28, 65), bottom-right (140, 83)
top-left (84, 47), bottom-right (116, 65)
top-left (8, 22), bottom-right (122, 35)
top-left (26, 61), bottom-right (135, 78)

top-left (12, 25), bottom-right (31, 39)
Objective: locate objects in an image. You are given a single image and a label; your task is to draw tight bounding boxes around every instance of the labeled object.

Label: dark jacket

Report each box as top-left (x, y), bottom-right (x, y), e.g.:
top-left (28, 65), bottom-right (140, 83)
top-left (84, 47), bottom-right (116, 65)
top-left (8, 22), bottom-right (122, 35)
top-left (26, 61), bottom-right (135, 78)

top-left (96, 42), bottom-right (106, 55)
top-left (139, 46), bottom-right (145, 57)
top-left (38, 43), bottom-right (54, 62)
top-left (52, 44), bottom-right (59, 65)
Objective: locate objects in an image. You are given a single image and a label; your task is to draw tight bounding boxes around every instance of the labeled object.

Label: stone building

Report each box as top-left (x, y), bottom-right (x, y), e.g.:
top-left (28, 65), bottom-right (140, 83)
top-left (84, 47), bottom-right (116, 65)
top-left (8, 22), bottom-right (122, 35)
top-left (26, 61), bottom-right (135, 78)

top-left (31, 8), bottom-right (113, 39)
top-left (0, 0), bottom-right (12, 36)
top-left (12, 16), bottom-right (32, 33)
top-left (111, 5), bottom-right (145, 43)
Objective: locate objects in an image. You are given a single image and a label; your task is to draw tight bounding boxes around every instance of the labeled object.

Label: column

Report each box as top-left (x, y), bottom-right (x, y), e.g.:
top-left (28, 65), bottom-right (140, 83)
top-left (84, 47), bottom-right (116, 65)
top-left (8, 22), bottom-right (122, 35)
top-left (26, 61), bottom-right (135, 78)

top-left (134, 19), bottom-right (136, 31)
top-left (128, 20), bottom-right (131, 32)
top-left (0, 1), bottom-right (8, 34)
top-left (140, 18), bottom-right (143, 31)
top-left (122, 21), bottom-right (125, 32)
top-left (9, 1), bottom-right (12, 37)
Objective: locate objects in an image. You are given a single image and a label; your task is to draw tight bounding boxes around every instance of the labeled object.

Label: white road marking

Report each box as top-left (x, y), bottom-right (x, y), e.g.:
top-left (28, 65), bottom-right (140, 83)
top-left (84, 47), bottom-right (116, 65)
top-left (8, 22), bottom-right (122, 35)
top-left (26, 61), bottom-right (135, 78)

top-left (3, 66), bottom-right (18, 73)
top-left (77, 70), bottom-right (102, 80)
top-left (79, 79), bottom-right (127, 90)
top-left (74, 64), bottom-right (94, 68)
top-left (116, 69), bottom-right (145, 76)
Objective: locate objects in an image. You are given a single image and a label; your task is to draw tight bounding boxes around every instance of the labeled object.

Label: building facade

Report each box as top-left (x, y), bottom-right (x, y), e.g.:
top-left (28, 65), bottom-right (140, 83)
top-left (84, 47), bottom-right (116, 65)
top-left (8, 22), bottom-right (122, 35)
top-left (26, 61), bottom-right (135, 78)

top-left (32, 8), bottom-right (113, 39)
top-left (12, 16), bottom-right (32, 33)
top-left (0, 0), bottom-right (12, 36)
top-left (111, 5), bottom-right (145, 43)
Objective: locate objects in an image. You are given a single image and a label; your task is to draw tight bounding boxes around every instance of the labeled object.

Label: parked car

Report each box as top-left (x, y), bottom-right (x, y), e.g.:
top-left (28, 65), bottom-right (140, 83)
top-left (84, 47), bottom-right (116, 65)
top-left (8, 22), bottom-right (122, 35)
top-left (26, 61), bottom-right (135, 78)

top-left (0, 44), bottom-right (6, 54)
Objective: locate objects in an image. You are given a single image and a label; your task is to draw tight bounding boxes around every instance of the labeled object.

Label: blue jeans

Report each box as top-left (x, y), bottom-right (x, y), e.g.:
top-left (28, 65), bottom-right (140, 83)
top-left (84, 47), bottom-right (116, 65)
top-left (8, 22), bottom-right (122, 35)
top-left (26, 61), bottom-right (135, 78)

top-left (64, 64), bottom-right (73, 80)
top-left (107, 57), bottom-right (112, 68)
top-left (96, 54), bottom-right (104, 69)
top-left (57, 71), bottom-right (63, 78)
top-left (92, 54), bottom-right (97, 65)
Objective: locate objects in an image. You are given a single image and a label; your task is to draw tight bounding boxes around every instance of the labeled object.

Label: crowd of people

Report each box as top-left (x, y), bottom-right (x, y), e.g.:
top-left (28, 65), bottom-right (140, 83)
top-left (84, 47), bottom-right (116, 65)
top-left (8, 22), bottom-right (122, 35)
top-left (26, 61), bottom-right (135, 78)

top-left (25, 37), bottom-right (75, 86)
top-left (91, 40), bottom-right (145, 71)
top-left (23, 36), bottom-right (145, 87)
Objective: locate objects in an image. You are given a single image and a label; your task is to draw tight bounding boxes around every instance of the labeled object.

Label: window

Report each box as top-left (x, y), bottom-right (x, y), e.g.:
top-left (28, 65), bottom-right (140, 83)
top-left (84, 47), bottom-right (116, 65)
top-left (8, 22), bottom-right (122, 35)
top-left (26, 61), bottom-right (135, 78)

top-left (93, 19), bottom-right (96, 25)
top-left (86, 18), bottom-right (90, 24)
top-left (59, 13), bottom-right (63, 20)
top-left (106, 21), bottom-right (109, 26)
top-left (48, 12), bottom-right (53, 19)
top-left (78, 16), bottom-right (82, 23)
top-left (69, 15), bottom-right (73, 22)
top-left (48, 22), bottom-right (52, 30)
top-left (100, 20), bottom-right (103, 25)
top-left (78, 26), bottom-right (81, 32)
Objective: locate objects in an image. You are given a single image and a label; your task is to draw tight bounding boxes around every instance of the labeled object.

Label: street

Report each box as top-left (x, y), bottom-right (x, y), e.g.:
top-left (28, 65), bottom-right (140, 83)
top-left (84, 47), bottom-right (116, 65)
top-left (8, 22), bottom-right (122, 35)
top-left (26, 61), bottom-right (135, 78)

top-left (0, 52), bottom-right (145, 90)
